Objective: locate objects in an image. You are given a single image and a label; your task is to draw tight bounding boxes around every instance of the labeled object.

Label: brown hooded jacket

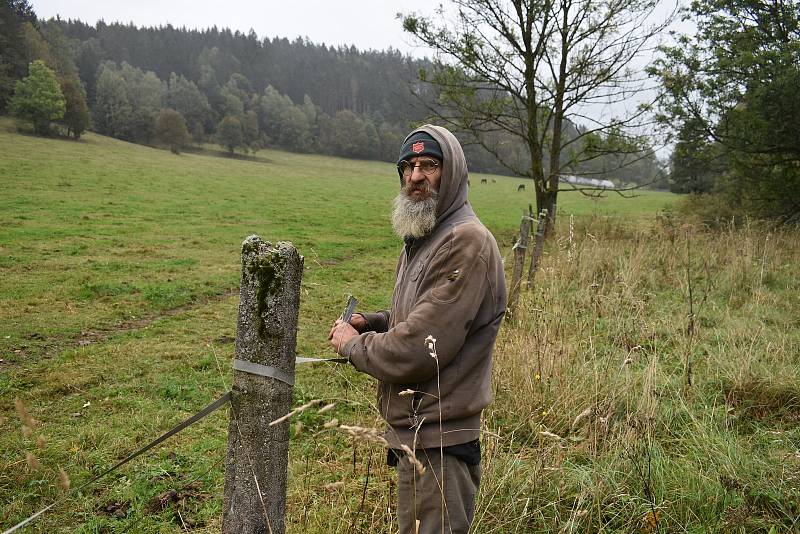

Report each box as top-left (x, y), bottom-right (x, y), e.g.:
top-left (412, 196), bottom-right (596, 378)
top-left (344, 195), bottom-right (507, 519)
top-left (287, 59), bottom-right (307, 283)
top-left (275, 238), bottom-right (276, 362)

top-left (342, 125), bottom-right (507, 450)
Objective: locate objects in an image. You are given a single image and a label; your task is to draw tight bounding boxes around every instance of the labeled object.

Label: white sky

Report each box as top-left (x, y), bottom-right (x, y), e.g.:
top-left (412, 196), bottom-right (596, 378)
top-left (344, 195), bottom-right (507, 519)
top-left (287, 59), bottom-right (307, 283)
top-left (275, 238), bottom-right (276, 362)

top-left (33, 0), bottom-right (438, 55)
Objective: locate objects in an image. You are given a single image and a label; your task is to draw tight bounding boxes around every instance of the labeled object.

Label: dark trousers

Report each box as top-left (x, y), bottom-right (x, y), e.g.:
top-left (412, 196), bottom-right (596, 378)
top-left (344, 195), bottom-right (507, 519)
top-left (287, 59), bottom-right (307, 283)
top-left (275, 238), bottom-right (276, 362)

top-left (396, 450), bottom-right (481, 534)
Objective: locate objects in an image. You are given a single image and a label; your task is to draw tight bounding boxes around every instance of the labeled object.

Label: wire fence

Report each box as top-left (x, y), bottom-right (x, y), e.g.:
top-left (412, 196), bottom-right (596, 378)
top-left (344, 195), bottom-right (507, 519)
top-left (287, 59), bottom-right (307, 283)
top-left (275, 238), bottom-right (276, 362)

top-left (3, 349), bottom-right (375, 534)
top-left (4, 242), bottom-right (390, 533)
top-left (3, 392), bottom-right (232, 534)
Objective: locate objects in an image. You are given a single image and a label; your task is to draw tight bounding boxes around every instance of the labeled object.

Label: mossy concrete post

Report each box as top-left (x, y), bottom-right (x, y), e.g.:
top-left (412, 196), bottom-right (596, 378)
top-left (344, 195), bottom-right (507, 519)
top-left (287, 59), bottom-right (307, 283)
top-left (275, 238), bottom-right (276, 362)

top-left (223, 236), bottom-right (303, 534)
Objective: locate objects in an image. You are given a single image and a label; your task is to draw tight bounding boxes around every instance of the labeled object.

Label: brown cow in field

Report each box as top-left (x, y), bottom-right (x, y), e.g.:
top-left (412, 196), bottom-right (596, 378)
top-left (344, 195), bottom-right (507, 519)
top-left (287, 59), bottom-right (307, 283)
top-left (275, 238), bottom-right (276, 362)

top-left (480, 178), bottom-right (488, 184)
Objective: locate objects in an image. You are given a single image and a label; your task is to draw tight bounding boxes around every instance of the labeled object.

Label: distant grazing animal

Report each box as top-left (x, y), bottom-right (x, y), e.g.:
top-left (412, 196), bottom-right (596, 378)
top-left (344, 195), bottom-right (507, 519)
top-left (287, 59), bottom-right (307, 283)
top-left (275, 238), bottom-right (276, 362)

top-left (467, 179), bottom-right (471, 186)
top-left (517, 184), bottom-right (525, 192)
top-left (480, 178), bottom-right (488, 184)
top-left (491, 179), bottom-right (497, 183)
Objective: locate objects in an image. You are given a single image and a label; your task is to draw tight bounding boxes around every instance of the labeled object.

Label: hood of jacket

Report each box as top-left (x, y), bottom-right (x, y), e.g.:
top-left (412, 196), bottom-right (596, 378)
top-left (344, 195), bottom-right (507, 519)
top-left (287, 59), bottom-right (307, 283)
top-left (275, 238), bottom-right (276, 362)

top-left (399, 125), bottom-right (470, 225)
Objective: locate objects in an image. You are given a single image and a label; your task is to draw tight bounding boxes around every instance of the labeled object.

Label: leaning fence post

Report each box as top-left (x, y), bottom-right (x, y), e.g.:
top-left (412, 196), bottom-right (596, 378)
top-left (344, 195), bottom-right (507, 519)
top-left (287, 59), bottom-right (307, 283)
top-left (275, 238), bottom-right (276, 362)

top-left (526, 209), bottom-right (548, 287)
top-left (223, 236), bottom-right (303, 534)
top-left (507, 210), bottom-right (532, 316)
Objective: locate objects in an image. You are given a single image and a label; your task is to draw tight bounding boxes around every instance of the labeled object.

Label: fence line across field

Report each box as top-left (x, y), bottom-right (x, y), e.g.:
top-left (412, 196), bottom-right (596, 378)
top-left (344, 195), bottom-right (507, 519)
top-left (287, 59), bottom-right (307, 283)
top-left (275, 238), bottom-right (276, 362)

top-left (3, 236), bottom-right (336, 534)
top-left (508, 206), bottom-right (548, 316)
top-left (2, 392), bottom-right (232, 534)
top-left (2, 350), bottom-right (353, 534)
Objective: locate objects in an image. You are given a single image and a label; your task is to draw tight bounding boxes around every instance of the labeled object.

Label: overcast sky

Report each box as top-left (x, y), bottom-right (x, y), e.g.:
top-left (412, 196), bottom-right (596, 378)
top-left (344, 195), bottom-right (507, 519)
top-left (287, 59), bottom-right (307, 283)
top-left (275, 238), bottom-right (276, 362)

top-left (33, 0), bottom-right (439, 55)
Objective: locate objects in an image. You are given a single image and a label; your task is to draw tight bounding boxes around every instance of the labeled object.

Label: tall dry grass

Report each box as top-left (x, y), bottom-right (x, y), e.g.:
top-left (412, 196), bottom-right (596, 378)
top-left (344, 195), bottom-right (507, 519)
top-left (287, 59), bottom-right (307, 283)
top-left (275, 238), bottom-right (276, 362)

top-left (478, 214), bottom-right (800, 532)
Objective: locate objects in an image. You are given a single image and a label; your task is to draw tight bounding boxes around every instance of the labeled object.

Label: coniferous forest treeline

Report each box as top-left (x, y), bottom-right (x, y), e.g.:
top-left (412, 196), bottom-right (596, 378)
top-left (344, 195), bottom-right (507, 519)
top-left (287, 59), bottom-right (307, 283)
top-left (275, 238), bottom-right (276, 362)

top-left (1, 0), bottom-right (665, 183)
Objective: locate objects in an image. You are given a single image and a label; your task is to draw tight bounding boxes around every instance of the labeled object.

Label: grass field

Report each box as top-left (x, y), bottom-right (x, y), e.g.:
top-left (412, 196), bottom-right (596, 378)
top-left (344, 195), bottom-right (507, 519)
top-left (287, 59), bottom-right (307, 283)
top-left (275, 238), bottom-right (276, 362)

top-left (1, 120), bottom-right (798, 533)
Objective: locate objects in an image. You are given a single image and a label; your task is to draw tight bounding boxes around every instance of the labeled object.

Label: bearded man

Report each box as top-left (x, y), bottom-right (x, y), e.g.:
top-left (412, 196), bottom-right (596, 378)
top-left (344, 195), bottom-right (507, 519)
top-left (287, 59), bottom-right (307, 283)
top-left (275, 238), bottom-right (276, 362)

top-left (329, 125), bottom-right (506, 534)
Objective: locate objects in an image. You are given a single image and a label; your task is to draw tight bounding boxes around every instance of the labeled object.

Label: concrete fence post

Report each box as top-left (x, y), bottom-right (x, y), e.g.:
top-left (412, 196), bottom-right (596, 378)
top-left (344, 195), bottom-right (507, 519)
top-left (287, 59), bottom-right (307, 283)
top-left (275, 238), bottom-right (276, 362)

top-left (223, 236), bottom-right (303, 534)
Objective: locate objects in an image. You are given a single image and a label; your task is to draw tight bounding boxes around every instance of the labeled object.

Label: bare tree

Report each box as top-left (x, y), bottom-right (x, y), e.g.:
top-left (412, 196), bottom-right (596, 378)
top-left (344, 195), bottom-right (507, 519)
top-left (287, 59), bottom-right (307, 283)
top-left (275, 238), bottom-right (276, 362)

top-left (402, 0), bottom-right (674, 232)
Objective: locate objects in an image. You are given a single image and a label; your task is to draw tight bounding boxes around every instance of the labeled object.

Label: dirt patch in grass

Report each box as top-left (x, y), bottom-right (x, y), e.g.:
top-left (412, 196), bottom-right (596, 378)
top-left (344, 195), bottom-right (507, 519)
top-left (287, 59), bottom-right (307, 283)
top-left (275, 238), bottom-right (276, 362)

top-left (145, 481), bottom-right (209, 513)
top-left (98, 499), bottom-right (131, 519)
top-left (144, 481), bottom-right (210, 528)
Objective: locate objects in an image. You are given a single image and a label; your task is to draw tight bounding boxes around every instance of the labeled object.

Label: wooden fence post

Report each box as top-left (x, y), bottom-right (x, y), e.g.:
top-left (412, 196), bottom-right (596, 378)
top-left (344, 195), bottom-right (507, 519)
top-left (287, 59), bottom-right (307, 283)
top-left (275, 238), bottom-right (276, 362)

top-left (223, 236), bottom-right (303, 534)
top-left (526, 209), bottom-right (548, 288)
top-left (507, 211), bottom-right (532, 316)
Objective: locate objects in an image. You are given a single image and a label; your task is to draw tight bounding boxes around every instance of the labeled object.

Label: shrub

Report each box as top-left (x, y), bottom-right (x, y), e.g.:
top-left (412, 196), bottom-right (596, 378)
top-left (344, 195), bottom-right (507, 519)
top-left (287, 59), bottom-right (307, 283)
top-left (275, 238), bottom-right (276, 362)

top-left (154, 108), bottom-right (190, 154)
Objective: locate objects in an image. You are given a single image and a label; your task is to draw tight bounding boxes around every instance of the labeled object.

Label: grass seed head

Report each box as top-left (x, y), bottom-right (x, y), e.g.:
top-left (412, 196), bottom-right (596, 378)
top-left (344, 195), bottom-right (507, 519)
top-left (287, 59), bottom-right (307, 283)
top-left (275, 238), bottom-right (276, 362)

top-left (424, 335), bottom-right (438, 359)
top-left (338, 424), bottom-right (388, 445)
top-left (36, 434), bottom-right (47, 449)
top-left (317, 402), bottom-right (336, 414)
top-left (324, 418), bottom-right (340, 428)
top-left (539, 430), bottom-right (562, 440)
top-left (26, 452), bottom-right (41, 471)
top-left (15, 398), bottom-right (35, 428)
top-left (572, 407), bottom-right (593, 429)
top-left (297, 399), bottom-right (323, 411)
top-left (269, 399), bottom-right (324, 426)
top-left (58, 467), bottom-right (70, 491)
top-left (399, 445), bottom-right (426, 475)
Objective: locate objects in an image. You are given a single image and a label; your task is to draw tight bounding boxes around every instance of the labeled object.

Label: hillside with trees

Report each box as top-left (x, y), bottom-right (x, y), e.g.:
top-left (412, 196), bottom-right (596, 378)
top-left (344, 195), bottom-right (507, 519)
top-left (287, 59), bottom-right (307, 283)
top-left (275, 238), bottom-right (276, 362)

top-left (1, 0), bottom-right (664, 186)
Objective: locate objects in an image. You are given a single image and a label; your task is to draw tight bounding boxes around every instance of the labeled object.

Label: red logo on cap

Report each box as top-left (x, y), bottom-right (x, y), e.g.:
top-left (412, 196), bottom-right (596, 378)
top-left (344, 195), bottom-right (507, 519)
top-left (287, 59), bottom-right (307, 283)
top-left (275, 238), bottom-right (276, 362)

top-left (411, 141), bottom-right (424, 153)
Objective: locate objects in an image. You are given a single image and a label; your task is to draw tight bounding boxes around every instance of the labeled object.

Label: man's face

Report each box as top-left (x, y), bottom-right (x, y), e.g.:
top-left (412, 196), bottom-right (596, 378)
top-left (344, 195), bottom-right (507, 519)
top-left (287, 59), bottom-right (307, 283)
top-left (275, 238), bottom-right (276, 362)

top-left (401, 156), bottom-right (442, 200)
top-left (392, 156), bottom-right (441, 239)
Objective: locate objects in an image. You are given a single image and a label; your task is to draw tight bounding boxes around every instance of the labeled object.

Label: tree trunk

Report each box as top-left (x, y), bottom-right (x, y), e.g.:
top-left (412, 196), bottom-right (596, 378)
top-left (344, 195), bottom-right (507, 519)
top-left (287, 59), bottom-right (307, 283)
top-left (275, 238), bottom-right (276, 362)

top-left (543, 189), bottom-right (558, 237)
top-left (535, 186), bottom-right (558, 238)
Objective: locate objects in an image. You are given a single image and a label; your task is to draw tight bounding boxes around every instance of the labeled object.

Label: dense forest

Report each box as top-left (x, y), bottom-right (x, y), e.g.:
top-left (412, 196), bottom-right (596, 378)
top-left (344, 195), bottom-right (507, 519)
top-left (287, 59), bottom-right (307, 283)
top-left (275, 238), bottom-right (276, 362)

top-left (1, 0), bottom-right (664, 186)
top-left (650, 0), bottom-right (800, 220)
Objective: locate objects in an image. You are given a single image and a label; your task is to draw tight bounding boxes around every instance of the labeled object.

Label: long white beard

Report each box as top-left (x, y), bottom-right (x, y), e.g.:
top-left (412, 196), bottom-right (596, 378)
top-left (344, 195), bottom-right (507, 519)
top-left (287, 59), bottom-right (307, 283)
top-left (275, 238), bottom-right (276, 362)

top-left (391, 189), bottom-right (438, 239)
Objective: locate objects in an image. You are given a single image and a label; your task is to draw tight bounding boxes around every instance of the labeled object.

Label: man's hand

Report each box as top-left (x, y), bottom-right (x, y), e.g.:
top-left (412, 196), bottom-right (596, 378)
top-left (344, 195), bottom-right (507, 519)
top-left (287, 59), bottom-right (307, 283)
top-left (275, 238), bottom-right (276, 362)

top-left (328, 319), bottom-right (359, 356)
top-left (349, 313), bottom-right (368, 333)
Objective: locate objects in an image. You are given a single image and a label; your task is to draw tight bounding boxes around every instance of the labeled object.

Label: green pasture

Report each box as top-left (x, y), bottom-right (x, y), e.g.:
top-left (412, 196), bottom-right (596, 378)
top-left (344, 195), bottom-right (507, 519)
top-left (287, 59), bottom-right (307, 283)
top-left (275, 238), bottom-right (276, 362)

top-left (0, 121), bottom-right (674, 360)
top-left (12, 120), bottom-right (798, 533)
